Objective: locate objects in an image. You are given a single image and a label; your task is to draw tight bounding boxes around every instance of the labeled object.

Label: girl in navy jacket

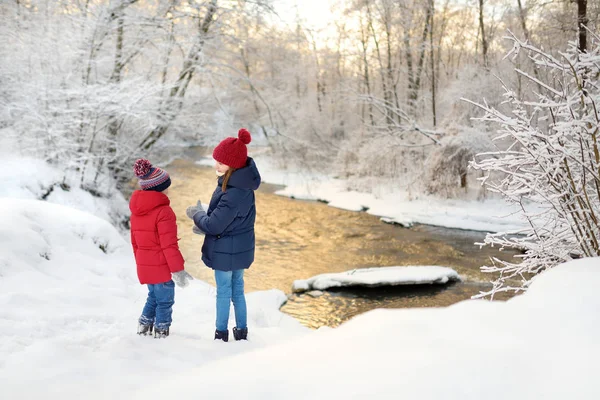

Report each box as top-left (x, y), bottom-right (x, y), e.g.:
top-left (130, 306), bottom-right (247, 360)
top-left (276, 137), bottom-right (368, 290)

top-left (187, 129), bottom-right (261, 342)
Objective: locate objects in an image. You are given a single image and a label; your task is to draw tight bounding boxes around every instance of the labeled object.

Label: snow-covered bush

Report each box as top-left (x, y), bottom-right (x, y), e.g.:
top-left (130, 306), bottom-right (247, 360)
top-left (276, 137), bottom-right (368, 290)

top-left (425, 125), bottom-right (494, 198)
top-left (469, 32), bottom-right (600, 297)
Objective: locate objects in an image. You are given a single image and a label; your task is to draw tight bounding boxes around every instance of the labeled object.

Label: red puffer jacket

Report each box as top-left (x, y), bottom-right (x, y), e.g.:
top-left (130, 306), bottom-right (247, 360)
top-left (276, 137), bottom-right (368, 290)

top-left (129, 190), bottom-right (184, 284)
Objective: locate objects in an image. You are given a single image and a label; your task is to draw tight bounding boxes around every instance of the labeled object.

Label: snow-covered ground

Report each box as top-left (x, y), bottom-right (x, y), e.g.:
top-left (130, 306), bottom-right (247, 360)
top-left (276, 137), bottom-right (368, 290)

top-left (197, 156), bottom-right (527, 233)
top-left (0, 154), bottom-right (597, 399)
top-left (292, 266), bottom-right (461, 293)
top-left (0, 198), bottom-right (307, 399)
top-left (2, 195), bottom-right (598, 399)
top-left (137, 257), bottom-right (600, 400)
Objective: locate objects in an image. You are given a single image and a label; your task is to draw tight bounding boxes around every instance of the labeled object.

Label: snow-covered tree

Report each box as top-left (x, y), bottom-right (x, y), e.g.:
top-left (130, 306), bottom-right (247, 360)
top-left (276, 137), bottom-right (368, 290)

top-left (468, 31), bottom-right (600, 297)
top-left (0, 0), bottom-right (274, 192)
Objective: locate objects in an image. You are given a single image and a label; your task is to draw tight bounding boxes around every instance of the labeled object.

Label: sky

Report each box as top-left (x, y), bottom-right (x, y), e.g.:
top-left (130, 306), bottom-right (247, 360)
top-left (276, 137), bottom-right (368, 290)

top-left (270, 0), bottom-right (346, 49)
top-left (272, 0), bottom-right (338, 31)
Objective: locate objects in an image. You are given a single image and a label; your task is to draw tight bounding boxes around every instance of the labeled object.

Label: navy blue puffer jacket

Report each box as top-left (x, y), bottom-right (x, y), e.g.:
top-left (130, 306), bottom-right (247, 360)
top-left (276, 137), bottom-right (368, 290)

top-left (194, 157), bottom-right (261, 271)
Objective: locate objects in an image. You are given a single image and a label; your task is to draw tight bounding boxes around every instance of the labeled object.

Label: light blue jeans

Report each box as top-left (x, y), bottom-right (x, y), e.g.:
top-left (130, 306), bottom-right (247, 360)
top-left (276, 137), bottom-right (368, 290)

top-left (214, 269), bottom-right (247, 331)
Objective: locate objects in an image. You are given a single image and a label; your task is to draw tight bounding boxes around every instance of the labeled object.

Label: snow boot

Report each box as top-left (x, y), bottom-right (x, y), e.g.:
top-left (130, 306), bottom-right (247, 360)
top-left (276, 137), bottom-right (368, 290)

top-left (233, 327), bottom-right (248, 341)
top-left (214, 329), bottom-right (229, 342)
top-left (137, 323), bottom-right (153, 336)
top-left (154, 327), bottom-right (169, 338)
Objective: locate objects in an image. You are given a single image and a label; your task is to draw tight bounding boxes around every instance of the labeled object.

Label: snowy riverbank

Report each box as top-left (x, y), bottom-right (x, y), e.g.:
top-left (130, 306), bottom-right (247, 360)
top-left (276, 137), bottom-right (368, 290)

top-left (197, 155), bottom-right (527, 233)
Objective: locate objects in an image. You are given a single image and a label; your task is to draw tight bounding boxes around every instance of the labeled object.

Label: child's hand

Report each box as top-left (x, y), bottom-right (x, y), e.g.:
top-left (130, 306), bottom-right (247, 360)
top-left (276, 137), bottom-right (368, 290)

top-left (172, 270), bottom-right (194, 288)
top-left (186, 200), bottom-right (205, 219)
top-left (192, 225), bottom-right (205, 235)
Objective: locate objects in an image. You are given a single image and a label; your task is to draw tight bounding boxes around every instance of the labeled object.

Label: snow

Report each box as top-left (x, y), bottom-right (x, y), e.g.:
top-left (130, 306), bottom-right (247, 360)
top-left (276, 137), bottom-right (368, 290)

top-left (0, 154), bottom-right (129, 225)
top-left (0, 198), bottom-right (307, 399)
top-left (0, 156), bottom-right (63, 198)
top-left (197, 155), bottom-right (527, 232)
top-left (137, 257), bottom-right (600, 400)
top-left (0, 157), bottom-right (597, 399)
top-left (292, 266), bottom-right (461, 293)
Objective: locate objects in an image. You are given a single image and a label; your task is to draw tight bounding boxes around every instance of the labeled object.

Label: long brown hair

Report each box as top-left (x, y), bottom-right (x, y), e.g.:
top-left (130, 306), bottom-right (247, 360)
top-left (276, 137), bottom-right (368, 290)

top-left (220, 167), bottom-right (236, 192)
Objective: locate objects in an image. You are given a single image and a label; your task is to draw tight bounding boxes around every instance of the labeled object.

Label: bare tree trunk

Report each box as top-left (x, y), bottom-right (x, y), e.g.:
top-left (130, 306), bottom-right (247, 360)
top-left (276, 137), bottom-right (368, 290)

top-left (109, 17), bottom-right (124, 84)
top-left (575, 0), bottom-right (588, 53)
top-left (241, 48), bottom-right (261, 117)
top-left (295, 20), bottom-right (303, 101)
top-left (430, 0), bottom-right (436, 127)
top-left (84, 0), bottom-right (137, 86)
top-left (402, 8), bottom-right (415, 109)
top-left (366, 0), bottom-right (392, 125)
top-left (384, 8), bottom-right (400, 124)
top-left (360, 17), bottom-right (375, 127)
top-left (409, 1), bottom-right (433, 108)
top-left (460, 170), bottom-right (467, 188)
top-left (239, 46), bottom-right (275, 140)
top-left (308, 32), bottom-right (325, 113)
top-left (103, 14), bottom-right (126, 182)
top-left (138, 0), bottom-right (218, 151)
top-left (435, 0), bottom-right (449, 81)
top-left (516, 0), bottom-right (531, 41)
top-left (516, 0), bottom-right (542, 92)
top-left (403, 28), bottom-right (415, 108)
top-left (161, 18), bottom-right (175, 93)
top-left (333, 22), bottom-right (346, 122)
top-left (478, 0), bottom-right (488, 68)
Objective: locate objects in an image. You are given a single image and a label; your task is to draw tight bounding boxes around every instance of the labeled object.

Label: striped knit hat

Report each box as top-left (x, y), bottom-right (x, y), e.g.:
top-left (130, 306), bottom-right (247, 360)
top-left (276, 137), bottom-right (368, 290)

top-left (133, 159), bottom-right (171, 192)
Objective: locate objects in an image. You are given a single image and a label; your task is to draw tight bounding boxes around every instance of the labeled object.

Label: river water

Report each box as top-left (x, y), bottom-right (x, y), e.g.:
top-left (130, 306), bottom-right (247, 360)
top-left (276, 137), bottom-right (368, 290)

top-left (165, 153), bottom-right (519, 329)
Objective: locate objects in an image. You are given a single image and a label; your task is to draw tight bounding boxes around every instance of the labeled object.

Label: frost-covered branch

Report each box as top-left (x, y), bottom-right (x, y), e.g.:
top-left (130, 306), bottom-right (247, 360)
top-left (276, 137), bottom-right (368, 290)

top-left (358, 94), bottom-right (444, 145)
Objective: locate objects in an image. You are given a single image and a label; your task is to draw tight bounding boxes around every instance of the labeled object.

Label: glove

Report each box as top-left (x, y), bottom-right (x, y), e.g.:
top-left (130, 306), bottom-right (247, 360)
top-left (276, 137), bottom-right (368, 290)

top-left (186, 200), bottom-right (205, 219)
top-left (192, 225), bottom-right (205, 235)
top-left (172, 270), bottom-right (194, 288)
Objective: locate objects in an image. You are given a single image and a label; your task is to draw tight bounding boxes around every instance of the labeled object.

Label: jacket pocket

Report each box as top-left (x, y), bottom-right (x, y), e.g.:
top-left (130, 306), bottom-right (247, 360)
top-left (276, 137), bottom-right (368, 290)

top-left (213, 235), bottom-right (234, 255)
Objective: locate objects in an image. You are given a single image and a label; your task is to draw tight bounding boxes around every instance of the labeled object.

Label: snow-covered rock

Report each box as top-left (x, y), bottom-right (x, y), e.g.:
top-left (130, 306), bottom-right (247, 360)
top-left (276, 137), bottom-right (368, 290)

top-left (292, 266), bottom-right (461, 293)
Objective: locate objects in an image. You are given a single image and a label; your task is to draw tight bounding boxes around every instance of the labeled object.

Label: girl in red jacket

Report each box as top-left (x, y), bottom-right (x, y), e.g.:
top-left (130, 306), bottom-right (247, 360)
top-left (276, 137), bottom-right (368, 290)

top-left (130, 159), bottom-right (193, 338)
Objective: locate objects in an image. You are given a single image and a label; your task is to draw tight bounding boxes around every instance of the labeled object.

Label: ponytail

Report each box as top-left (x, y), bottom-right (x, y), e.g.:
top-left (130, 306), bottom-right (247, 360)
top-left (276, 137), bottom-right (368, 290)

top-left (221, 168), bottom-right (236, 192)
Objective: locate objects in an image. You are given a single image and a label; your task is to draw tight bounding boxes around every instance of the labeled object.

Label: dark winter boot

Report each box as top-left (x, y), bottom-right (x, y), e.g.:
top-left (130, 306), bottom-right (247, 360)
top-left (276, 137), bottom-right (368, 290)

top-left (214, 329), bottom-right (229, 342)
top-left (137, 323), bottom-right (153, 336)
top-left (233, 327), bottom-right (248, 341)
top-left (154, 327), bottom-right (169, 339)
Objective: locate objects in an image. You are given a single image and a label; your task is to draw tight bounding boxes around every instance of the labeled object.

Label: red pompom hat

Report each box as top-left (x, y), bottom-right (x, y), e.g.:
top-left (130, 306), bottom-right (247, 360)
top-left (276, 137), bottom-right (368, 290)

top-left (212, 128), bottom-right (252, 169)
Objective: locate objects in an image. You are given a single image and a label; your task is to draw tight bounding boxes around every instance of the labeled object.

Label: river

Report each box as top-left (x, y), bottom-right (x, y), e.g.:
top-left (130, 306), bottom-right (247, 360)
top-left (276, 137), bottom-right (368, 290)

top-left (165, 153), bottom-right (519, 329)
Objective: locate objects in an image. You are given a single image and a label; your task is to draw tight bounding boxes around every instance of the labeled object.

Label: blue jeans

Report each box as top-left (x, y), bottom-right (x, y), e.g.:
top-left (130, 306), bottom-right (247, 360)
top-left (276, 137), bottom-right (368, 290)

top-left (214, 269), bottom-right (247, 331)
top-left (139, 280), bottom-right (175, 330)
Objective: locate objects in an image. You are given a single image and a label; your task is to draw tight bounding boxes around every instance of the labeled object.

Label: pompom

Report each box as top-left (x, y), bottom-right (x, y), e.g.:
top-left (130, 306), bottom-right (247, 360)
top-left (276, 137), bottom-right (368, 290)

top-left (238, 128), bottom-right (251, 145)
top-left (133, 158), bottom-right (153, 177)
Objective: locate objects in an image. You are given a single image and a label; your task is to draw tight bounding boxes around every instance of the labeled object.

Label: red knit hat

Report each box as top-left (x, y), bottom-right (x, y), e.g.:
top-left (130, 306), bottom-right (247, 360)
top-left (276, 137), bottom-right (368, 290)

top-left (212, 128), bottom-right (252, 169)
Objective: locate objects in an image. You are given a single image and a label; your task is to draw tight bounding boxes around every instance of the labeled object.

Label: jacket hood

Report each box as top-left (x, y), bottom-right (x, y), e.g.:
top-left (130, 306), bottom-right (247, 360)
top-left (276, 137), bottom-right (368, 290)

top-left (219, 157), bottom-right (261, 191)
top-left (129, 190), bottom-right (170, 216)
